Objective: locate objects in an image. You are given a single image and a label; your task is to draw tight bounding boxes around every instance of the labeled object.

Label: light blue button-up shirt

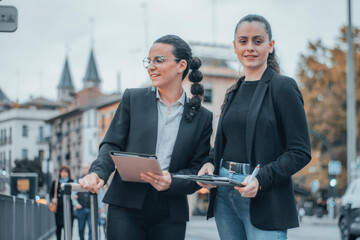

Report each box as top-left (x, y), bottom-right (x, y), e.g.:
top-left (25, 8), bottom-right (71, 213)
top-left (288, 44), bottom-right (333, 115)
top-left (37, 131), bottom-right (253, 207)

top-left (155, 88), bottom-right (185, 170)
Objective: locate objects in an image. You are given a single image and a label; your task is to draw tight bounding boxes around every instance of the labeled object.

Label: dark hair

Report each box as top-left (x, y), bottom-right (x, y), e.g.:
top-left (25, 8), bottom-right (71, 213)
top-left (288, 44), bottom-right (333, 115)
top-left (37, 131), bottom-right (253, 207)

top-left (234, 14), bottom-right (280, 73)
top-left (58, 165), bottom-right (72, 180)
top-left (154, 35), bottom-right (204, 121)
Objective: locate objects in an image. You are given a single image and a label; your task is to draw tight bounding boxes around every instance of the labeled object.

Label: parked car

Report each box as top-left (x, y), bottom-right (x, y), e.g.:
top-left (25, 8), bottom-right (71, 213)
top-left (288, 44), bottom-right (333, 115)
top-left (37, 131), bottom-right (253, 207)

top-left (338, 178), bottom-right (360, 240)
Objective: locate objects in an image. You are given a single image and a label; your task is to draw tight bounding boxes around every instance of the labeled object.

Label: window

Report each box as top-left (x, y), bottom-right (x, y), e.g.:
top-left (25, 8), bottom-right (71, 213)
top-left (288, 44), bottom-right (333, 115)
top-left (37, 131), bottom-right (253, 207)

top-left (67, 121), bottom-right (71, 134)
top-left (22, 125), bottom-right (28, 137)
top-left (22, 149), bottom-right (28, 160)
top-left (101, 114), bottom-right (105, 133)
top-left (89, 140), bottom-right (92, 154)
top-left (39, 126), bottom-right (44, 141)
top-left (9, 151), bottom-right (11, 163)
top-left (38, 150), bottom-right (44, 161)
top-left (9, 127), bottom-right (12, 142)
top-left (87, 112), bottom-right (91, 127)
top-left (94, 110), bottom-right (98, 127)
top-left (204, 88), bottom-right (213, 103)
top-left (2, 152), bottom-right (5, 168)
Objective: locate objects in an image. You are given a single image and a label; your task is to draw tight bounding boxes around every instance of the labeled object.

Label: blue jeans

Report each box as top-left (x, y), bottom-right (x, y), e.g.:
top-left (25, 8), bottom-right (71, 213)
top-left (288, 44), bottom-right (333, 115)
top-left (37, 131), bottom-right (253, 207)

top-left (77, 208), bottom-right (92, 240)
top-left (214, 166), bottom-right (287, 240)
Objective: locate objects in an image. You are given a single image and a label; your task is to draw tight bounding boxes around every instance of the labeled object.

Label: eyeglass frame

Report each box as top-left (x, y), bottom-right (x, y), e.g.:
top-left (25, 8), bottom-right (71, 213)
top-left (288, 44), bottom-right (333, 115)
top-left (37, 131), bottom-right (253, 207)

top-left (142, 56), bottom-right (179, 69)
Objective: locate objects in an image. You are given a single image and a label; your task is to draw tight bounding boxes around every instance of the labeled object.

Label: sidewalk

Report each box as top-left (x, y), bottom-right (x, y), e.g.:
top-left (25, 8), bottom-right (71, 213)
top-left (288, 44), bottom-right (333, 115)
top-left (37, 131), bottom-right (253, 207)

top-left (48, 219), bottom-right (106, 240)
top-left (300, 215), bottom-right (338, 226)
top-left (49, 216), bottom-right (216, 240)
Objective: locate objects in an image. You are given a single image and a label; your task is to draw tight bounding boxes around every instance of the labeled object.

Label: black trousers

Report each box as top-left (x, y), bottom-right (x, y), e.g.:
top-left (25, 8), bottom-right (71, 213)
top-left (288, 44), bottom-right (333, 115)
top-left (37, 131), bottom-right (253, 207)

top-left (106, 188), bottom-right (186, 240)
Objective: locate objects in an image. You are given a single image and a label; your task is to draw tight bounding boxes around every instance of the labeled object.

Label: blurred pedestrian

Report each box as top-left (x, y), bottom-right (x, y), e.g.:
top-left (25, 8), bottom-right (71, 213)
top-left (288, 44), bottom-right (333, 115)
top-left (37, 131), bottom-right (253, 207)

top-left (75, 163), bottom-right (92, 240)
top-left (198, 14), bottom-right (311, 240)
top-left (50, 166), bottom-right (75, 240)
top-left (79, 34), bottom-right (213, 240)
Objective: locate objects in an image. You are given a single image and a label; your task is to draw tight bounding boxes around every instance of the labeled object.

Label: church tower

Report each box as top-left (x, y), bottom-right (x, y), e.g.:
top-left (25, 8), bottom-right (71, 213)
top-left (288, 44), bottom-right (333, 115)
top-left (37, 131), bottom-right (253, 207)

top-left (83, 48), bottom-right (101, 89)
top-left (57, 57), bottom-right (75, 103)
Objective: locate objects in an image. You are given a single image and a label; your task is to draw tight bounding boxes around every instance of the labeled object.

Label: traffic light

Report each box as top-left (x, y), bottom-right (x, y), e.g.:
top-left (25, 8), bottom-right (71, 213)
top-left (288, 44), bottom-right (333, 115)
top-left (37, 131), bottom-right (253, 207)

top-left (329, 177), bottom-right (337, 187)
top-left (1, 168), bottom-right (6, 176)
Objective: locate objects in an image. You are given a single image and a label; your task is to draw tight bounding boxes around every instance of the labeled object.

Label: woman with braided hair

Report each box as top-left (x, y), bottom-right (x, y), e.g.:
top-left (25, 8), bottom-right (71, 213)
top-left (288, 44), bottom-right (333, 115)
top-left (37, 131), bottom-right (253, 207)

top-left (80, 34), bottom-right (212, 239)
top-left (198, 14), bottom-right (311, 239)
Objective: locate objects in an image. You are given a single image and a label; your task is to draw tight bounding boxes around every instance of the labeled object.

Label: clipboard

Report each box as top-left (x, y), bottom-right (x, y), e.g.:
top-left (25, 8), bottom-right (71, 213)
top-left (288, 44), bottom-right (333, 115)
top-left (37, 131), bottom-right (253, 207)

top-left (172, 174), bottom-right (246, 187)
top-left (109, 151), bottom-right (163, 183)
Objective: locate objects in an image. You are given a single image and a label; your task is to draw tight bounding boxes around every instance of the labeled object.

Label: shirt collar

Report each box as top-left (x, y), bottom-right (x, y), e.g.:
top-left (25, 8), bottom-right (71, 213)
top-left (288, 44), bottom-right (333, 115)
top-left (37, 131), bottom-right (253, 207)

top-left (156, 88), bottom-right (186, 106)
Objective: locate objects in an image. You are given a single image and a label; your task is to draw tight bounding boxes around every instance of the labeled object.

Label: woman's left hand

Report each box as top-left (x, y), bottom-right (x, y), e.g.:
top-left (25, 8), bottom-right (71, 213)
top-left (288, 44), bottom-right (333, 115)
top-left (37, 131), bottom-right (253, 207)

top-left (234, 175), bottom-right (259, 198)
top-left (140, 171), bottom-right (172, 191)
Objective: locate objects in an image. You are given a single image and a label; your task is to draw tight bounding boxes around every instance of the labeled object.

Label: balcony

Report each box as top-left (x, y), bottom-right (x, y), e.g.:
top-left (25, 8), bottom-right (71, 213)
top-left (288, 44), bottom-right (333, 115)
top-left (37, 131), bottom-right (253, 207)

top-left (0, 137), bottom-right (12, 145)
top-left (37, 137), bottom-right (47, 144)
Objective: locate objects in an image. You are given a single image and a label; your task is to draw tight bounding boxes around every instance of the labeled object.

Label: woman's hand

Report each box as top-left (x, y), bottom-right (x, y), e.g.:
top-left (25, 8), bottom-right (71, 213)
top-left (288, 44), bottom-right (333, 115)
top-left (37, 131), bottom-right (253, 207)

top-left (234, 175), bottom-right (259, 198)
top-left (79, 172), bottom-right (104, 194)
top-left (197, 162), bottom-right (217, 189)
top-left (75, 204), bottom-right (82, 210)
top-left (51, 198), bottom-right (58, 204)
top-left (140, 171), bottom-right (172, 191)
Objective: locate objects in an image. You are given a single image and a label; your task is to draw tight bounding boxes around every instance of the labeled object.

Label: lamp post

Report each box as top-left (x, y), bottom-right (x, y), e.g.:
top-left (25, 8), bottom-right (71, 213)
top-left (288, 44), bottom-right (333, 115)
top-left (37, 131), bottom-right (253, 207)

top-left (346, 0), bottom-right (356, 186)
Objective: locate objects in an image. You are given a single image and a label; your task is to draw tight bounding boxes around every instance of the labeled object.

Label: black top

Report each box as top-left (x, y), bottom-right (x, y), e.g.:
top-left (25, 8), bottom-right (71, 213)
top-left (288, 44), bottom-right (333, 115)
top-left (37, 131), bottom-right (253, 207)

top-left (50, 178), bottom-right (74, 226)
top-left (222, 80), bottom-right (259, 163)
top-left (206, 68), bottom-right (312, 230)
top-left (76, 175), bottom-right (91, 209)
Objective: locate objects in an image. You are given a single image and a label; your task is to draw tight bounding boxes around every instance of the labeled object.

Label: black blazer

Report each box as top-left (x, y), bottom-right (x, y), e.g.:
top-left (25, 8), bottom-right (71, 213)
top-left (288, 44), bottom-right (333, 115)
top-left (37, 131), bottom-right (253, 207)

top-left (207, 68), bottom-right (311, 230)
top-left (90, 87), bottom-right (213, 223)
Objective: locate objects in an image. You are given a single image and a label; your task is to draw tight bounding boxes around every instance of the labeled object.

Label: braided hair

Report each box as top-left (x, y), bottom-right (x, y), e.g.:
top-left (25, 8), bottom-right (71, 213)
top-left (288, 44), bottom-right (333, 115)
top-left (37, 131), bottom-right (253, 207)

top-left (154, 35), bottom-right (204, 121)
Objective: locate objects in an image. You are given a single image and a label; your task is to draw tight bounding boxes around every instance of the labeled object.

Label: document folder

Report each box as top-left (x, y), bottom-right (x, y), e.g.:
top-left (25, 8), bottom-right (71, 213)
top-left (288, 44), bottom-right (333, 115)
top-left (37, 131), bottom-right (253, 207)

top-left (172, 174), bottom-right (246, 187)
top-left (110, 151), bottom-right (162, 183)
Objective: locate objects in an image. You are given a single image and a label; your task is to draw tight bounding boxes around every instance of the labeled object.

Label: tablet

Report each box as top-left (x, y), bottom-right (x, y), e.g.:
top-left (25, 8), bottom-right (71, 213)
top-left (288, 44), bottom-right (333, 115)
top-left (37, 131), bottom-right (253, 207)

top-left (172, 174), bottom-right (246, 187)
top-left (109, 151), bottom-right (163, 183)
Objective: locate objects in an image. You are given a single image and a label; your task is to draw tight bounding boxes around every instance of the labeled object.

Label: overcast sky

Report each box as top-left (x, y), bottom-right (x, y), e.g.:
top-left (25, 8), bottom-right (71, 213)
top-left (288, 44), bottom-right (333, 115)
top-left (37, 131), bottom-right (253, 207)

top-left (1, 0), bottom-right (359, 102)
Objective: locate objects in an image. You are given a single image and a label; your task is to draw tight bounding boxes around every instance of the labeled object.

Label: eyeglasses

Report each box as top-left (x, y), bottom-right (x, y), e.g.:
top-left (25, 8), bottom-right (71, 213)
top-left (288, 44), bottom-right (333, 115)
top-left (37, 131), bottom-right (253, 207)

top-left (142, 56), bottom-right (179, 69)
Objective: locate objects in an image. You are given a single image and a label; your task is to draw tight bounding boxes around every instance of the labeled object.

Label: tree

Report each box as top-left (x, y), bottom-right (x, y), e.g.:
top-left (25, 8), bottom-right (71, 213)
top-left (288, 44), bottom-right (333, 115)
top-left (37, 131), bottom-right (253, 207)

top-left (297, 26), bottom-right (360, 190)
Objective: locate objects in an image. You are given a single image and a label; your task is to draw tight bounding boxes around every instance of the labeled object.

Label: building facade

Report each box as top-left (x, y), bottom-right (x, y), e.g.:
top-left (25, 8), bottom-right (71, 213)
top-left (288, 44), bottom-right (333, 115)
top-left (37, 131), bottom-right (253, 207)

top-left (98, 98), bottom-right (120, 144)
top-left (0, 105), bottom-right (59, 172)
top-left (183, 42), bottom-right (240, 144)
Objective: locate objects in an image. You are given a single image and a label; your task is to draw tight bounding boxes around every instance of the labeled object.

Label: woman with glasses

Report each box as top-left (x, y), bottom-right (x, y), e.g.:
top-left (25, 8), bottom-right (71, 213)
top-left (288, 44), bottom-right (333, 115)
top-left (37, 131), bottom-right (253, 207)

top-left (79, 35), bottom-right (212, 240)
top-left (197, 14), bottom-right (311, 240)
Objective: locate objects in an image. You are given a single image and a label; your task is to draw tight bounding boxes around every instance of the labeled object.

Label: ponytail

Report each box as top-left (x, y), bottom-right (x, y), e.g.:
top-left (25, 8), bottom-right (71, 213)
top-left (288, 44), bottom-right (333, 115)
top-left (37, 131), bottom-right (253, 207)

top-left (185, 57), bottom-right (204, 121)
top-left (267, 49), bottom-right (280, 73)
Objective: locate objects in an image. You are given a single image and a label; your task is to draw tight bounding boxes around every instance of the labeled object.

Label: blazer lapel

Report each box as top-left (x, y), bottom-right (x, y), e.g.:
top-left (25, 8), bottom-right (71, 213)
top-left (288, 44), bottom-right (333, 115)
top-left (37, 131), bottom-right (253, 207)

top-left (245, 68), bottom-right (274, 165)
top-left (143, 87), bottom-right (158, 154)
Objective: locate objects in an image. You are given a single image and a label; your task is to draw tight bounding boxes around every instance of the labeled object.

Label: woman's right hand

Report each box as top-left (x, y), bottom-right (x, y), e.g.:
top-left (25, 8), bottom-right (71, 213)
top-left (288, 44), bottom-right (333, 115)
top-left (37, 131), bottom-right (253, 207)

top-left (197, 162), bottom-right (217, 189)
top-left (51, 198), bottom-right (58, 204)
top-left (79, 172), bottom-right (104, 194)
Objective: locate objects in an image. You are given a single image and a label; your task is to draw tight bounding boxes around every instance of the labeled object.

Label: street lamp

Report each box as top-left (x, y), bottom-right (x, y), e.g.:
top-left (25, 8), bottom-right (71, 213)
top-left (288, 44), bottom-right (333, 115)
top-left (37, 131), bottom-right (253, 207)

top-left (346, 0), bottom-right (356, 186)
